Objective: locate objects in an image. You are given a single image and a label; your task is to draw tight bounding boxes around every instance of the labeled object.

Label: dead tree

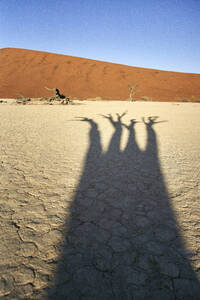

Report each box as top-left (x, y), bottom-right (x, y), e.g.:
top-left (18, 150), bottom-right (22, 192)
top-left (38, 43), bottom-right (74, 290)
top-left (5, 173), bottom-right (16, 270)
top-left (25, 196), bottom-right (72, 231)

top-left (128, 83), bottom-right (137, 102)
top-left (45, 87), bottom-right (71, 104)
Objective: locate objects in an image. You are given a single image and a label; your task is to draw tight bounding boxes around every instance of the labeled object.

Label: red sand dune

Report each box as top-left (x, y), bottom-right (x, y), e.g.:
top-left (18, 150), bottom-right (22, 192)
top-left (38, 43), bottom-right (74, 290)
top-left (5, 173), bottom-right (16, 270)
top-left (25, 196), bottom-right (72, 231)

top-left (0, 47), bottom-right (200, 101)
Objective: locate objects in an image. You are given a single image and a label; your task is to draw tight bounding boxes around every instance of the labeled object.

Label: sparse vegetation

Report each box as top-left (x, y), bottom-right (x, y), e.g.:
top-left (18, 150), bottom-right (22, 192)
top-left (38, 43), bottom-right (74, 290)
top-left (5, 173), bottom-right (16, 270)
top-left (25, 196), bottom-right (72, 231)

top-left (16, 94), bottom-right (31, 104)
top-left (45, 87), bottom-right (71, 104)
top-left (86, 96), bottom-right (102, 101)
top-left (141, 96), bottom-right (152, 102)
top-left (0, 99), bottom-right (7, 104)
top-left (15, 88), bottom-right (72, 105)
top-left (175, 97), bottom-right (190, 103)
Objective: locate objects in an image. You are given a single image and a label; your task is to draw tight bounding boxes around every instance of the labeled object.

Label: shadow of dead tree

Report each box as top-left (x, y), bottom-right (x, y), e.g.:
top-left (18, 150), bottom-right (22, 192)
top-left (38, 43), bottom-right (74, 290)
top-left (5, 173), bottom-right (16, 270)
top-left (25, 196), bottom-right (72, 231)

top-left (48, 114), bottom-right (200, 299)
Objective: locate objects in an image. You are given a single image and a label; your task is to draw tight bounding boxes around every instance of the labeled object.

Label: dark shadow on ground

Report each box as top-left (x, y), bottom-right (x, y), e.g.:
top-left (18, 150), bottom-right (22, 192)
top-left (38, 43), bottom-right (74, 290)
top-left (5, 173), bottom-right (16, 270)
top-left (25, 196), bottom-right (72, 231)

top-left (48, 114), bottom-right (200, 299)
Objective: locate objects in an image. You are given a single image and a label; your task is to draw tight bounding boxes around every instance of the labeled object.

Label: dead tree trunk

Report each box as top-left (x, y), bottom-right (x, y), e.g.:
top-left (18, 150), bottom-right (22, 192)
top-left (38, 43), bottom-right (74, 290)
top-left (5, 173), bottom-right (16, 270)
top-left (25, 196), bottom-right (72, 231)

top-left (128, 83), bottom-right (137, 102)
top-left (45, 87), bottom-right (71, 104)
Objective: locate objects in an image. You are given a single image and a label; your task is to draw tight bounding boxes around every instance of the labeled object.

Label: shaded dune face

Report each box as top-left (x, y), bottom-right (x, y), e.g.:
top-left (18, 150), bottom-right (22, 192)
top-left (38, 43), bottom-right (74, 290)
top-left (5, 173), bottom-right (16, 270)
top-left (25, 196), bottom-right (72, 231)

top-left (49, 115), bottom-right (200, 299)
top-left (0, 48), bottom-right (200, 101)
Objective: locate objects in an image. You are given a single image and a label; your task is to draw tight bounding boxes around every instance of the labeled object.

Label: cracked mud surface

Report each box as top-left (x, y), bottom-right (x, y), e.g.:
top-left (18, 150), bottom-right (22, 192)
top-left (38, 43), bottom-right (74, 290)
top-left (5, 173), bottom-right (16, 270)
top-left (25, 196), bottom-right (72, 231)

top-left (0, 101), bottom-right (200, 299)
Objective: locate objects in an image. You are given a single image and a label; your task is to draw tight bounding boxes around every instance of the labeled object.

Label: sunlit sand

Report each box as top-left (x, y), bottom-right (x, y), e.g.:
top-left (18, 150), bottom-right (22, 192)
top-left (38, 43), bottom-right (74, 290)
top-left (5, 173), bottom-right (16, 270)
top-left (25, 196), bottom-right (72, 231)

top-left (0, 101), bottom-right (200, 299)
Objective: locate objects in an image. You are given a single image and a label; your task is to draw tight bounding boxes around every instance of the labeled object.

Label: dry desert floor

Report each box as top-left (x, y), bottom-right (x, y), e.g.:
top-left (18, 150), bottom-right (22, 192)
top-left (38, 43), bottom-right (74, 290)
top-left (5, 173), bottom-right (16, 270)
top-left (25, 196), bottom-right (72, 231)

top-left (0, 101), bottom-right (200, 299)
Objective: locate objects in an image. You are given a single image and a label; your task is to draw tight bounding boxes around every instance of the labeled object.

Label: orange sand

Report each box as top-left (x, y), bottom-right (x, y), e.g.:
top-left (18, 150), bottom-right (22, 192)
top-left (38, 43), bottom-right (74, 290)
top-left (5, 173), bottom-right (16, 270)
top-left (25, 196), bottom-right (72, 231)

top-left (0, 47), bottom-right (200, 101)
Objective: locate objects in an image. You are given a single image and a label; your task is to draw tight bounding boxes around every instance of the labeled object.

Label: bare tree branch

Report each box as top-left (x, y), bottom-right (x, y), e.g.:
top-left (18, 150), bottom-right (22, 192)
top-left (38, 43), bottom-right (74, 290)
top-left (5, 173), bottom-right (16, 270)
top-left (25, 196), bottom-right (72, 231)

top-left (45, 87), bottom-right (55, 91)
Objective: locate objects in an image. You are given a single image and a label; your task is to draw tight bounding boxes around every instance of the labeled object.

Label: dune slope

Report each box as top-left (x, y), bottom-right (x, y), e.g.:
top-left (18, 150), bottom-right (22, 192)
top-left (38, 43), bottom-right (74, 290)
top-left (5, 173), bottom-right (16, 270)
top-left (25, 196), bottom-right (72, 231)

top-left (0, 47), bottom-right (200, 101)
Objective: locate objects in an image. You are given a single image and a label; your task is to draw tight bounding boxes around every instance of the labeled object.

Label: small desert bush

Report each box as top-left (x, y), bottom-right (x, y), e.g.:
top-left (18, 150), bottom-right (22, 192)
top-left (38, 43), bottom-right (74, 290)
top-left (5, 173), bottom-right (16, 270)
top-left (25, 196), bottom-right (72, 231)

top-left (141, 96), bottom-right (152, 101)
top-left (86, 96), bottom-right (102, 101)
top-left (175, 97), bottom-right (190, 102)
top-left (196, 99), bottom-right (200, 103)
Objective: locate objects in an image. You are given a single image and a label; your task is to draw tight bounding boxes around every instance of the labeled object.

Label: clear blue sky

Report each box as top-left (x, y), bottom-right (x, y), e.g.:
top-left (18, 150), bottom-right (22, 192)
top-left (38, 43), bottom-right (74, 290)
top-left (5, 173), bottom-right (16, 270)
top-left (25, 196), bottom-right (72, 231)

top-left (1, 0), bottom-right (200, 73)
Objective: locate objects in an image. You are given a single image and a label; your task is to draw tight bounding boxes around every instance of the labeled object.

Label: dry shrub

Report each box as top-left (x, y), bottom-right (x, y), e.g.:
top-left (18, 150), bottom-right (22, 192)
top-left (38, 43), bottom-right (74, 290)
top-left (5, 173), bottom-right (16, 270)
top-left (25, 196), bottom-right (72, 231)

top-left (141, 96), bottom-right (152, 101)
top-left (86, 96), bottom-right (102, 101)
top-left (175, 97), bottom-right (190, 102)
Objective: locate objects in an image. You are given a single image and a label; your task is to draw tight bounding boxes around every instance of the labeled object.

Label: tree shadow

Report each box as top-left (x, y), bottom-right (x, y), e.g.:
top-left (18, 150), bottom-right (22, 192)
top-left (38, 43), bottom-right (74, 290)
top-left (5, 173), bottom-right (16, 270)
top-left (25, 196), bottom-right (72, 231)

top-left (48, 114), bottom-right (200, 299)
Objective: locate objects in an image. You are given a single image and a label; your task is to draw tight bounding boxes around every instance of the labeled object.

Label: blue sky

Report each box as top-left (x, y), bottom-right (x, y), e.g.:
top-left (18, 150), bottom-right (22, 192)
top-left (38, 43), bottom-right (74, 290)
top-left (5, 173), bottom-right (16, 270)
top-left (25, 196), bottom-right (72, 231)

top-left (1, 0), bottom-right (200, 73)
